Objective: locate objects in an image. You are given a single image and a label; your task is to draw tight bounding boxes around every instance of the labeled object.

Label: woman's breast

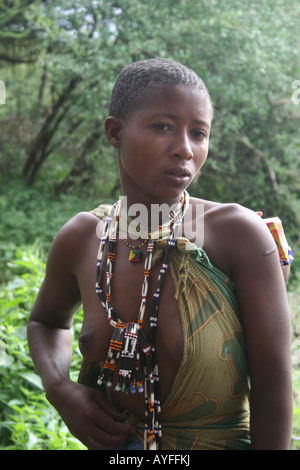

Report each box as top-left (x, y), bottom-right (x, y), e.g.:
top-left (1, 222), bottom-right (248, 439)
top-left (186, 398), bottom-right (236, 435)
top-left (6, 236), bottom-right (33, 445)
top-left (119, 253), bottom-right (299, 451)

top-left (76, 249), bottom-right (184, 413)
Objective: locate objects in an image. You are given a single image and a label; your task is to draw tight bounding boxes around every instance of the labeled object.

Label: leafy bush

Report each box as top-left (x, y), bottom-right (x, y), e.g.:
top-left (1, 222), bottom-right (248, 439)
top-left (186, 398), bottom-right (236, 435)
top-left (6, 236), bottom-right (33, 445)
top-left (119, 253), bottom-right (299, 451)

top-left (0, 179), bottom-right (103, 284)
top-left (0, 246), bottom-right (86, 450)
top-left (292, 370), bottom-right (300, 450)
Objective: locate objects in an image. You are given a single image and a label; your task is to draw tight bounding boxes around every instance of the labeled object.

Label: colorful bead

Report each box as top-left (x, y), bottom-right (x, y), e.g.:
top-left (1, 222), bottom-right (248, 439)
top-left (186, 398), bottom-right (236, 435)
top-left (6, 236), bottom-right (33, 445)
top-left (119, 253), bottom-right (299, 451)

top-left (128, 249), bottom-right (143, 262)
top-left (95, 191), bottom-right (189, 450)
top-left (120, 234), bottom-right (150, 263)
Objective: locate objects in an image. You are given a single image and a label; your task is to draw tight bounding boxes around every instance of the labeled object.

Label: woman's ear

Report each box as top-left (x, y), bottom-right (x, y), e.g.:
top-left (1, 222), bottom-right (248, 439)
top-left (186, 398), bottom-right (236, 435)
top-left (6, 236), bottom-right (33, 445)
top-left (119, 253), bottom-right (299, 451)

top-left (105, 116), bottom-right (123, 148)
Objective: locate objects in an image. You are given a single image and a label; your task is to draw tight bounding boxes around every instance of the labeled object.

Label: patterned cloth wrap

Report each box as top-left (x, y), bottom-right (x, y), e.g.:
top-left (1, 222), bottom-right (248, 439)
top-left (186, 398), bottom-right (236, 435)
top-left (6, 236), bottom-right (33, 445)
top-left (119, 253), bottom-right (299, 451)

top-left (79, 206), bottom-right (251, 450)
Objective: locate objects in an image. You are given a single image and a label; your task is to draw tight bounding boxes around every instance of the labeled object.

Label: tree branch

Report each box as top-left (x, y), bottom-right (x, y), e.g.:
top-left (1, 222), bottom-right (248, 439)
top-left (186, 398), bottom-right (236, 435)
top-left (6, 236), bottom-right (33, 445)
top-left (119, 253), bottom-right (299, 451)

top-left (233, 134), bottom-right (279, 199)
top-left (0, 53), bottom-right (37, 63)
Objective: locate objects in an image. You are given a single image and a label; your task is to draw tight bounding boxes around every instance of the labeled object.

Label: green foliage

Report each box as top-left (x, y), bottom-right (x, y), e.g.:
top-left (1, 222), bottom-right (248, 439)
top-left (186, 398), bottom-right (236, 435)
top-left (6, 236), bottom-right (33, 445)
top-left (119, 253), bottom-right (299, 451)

top-left (0, 1), bottom-right (299, 203)
top-left (0, 178), bottom-right (107, 283)
top-left (288, 284), bottom-right (300, 450)
top-left (0, 0), bottom-right (41, 64)
top-left (0, 0), bottom-right (299, 450)
top-left (0, 0), bottom-right (299, 259)
top-left (0, 246), bottom-right (86, 450)
top-left (292, 370), bottom-right (300, 450)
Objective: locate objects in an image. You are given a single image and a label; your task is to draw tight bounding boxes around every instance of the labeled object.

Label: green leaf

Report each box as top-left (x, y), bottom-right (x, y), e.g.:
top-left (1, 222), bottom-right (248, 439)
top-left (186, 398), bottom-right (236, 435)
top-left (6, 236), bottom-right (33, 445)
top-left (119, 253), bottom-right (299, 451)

top-left (19, 372), bottom-right (44, 391)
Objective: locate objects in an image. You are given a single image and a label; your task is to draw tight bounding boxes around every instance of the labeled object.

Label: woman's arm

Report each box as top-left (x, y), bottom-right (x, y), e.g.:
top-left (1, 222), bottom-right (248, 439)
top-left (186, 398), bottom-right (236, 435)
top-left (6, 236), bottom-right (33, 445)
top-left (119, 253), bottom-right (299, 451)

top-left (27, 214), bottom-right (135, 449)
top-left (227, 208), bottom-right (293, 449)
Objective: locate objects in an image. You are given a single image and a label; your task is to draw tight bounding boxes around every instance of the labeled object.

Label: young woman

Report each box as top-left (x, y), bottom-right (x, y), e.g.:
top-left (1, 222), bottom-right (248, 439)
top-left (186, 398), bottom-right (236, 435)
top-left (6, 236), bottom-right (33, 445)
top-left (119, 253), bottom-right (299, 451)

top-left (27, 59), bottom-right (293, 450)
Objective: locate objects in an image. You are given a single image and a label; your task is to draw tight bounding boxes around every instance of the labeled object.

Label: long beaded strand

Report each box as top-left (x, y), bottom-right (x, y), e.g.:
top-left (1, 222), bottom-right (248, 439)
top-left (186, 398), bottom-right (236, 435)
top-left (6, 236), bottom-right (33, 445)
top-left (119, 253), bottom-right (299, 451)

top-left (95, 191), bottom-right (189, 449)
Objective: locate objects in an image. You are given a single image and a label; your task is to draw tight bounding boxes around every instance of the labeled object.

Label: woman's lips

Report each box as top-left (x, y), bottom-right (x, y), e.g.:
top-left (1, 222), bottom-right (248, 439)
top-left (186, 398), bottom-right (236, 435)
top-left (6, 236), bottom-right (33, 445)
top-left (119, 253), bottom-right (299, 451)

top-left (164, 167), bottom-right (192, 181)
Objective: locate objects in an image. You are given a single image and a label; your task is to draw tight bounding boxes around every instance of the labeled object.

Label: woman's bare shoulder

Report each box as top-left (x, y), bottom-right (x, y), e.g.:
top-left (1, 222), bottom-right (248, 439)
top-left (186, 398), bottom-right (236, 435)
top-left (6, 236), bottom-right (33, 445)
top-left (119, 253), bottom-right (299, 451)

top-left (190, 197), bottom-right (276, 275)
top-left (46, 211), bottom-right (104, 271)
top-left (54, 210), bottom-right (102, 241)
top-left (192, 196), bottom-right (268, 236)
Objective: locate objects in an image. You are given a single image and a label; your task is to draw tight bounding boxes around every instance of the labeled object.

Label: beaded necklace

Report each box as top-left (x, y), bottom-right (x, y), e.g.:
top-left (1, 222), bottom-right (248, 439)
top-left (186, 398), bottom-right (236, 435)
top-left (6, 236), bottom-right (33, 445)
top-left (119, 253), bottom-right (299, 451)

top-left (95, 191), bottom-right (189, 450)
top-left (120, 235), bottom-right (150, 263)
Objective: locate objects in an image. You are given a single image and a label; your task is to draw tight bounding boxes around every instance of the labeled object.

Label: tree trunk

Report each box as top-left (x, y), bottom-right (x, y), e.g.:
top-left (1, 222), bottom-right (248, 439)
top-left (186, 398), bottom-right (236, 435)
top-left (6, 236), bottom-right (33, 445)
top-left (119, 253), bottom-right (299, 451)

top-left (23, 75), bottom-right (82, 184)
top-left (55, 131), bottom-right (101, 195)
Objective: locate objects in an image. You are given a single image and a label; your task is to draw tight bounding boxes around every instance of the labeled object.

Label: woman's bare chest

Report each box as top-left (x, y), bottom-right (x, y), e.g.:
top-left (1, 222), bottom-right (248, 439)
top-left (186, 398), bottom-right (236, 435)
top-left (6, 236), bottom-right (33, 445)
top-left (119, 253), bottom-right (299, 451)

top-left (76, 238), bottom-right (183, 373)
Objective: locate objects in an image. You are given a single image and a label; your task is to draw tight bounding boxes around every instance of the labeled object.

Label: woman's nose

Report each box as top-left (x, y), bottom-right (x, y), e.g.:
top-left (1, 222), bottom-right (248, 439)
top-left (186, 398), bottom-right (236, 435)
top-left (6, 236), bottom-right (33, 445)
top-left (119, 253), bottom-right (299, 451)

top-left (173, 132), bottom-right (193, 160)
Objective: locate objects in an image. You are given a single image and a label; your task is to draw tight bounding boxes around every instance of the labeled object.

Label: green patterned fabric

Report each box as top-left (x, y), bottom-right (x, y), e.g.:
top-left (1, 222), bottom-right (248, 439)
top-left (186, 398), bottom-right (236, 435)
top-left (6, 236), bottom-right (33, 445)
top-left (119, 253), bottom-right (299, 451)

top-left (154, 238), bottom-right (250, 449)
top-left (80, 207), bottom-right (251, 450)
top-left (126, 238), bottom-right (251, 450)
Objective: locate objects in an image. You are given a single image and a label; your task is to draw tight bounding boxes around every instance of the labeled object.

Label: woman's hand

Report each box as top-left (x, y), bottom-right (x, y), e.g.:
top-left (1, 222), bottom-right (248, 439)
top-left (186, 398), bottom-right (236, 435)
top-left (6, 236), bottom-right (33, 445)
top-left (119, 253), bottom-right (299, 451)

top-left (47, 379), bottom-right (136, 450)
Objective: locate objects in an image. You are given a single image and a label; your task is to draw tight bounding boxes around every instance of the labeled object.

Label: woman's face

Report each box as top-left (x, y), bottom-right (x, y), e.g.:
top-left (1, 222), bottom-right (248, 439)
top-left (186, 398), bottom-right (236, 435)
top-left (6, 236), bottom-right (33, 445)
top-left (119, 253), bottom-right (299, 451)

top-left (107, 84), bottom-right (212, 206)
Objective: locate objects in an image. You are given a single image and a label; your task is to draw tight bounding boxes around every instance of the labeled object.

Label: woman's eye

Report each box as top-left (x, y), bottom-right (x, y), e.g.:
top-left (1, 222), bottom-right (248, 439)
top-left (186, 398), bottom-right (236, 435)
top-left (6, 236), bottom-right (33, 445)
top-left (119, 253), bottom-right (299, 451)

top-left (192, 130), bottom-right (206, 139)
top-left (153, 123), bottom-right (171, 131)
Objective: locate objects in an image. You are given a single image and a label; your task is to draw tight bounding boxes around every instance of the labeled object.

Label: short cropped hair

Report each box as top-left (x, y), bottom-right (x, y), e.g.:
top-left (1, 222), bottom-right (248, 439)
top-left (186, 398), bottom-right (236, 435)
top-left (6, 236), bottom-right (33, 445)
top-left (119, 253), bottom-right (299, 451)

top-left (109, 58), bottom-right (213, 121)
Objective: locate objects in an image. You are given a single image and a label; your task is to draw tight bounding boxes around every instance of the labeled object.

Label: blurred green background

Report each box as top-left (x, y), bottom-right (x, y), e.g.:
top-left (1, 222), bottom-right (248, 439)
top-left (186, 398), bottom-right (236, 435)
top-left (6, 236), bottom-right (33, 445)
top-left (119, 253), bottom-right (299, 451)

top-left (0, 0), bottom-right (299, 449)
